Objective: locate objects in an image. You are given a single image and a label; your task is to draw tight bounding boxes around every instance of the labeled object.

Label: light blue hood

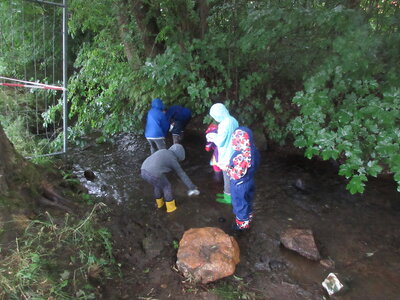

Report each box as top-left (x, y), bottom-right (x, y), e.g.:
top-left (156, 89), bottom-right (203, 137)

top-left (209, 103), bottom-right (239, 165)
top-left (210, 103), bottom-right (230, 123)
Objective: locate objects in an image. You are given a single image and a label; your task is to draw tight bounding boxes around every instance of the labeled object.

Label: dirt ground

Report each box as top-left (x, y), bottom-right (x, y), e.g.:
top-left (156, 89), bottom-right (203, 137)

top-left (69, 130), bottom-right (400, 300)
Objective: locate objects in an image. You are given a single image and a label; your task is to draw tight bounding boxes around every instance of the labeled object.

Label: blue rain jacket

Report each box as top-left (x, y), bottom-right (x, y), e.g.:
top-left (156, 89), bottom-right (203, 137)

top-left (209, 103), bottom-right (239, 165)
top-left (144, 98), bottom-right (170, 138)
top-left (166, 105), bottom-right (192, 123)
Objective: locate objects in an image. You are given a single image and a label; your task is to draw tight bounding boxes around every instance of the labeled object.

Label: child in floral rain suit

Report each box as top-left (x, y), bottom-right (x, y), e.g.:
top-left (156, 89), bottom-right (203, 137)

top-left (226, 126), bottom-right (260, 230)
top-left (205, 123), bottom-right (223, 182)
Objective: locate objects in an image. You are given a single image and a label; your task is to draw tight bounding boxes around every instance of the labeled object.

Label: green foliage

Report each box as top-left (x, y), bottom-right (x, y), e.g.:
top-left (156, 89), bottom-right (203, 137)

top-left (0, 0), bottom-right (63, 82)
top-left (63, 0), bottom-right (147, 141)
top-left (141, 40), bottom-right (226, 114)
top-left (0, 205), bottom-right (116, 299)
top-left (2, 0), bottom-right (399, 194)
top-left (289, 9), bottom-right (400, 193)
top-left (67, 36), bottom-right (139, 138)
top-left (172, 239), bottom-right (179, 250)
top-left (0, 89), bottom-right (60, 157)
top-left (69, 0), bottom-right (115, 37)
top-left (0, 0), bottom-right (65, 157)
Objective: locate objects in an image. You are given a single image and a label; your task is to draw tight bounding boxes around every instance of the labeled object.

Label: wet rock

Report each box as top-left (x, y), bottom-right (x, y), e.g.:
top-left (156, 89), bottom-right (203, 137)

top-left (176, 227), bottom-right (240, 284)
top-left (294, 178), bottom-right (306, 190)
top-left (293, 178), bottom-right (310, 194)
top-left (84, 169), bottom-right (96, 181)
top-left (235, 263), bottom-right (251, 277)
top-left (269, 260), bottom-right (287, 272)
top-left (254, 262), bottom-right (270, 271)
top-left (280, 228), bottom-right (321, 261)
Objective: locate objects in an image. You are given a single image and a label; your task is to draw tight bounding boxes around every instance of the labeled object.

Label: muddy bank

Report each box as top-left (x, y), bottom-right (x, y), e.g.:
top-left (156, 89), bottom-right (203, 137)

top-left (69, 131), bottom-right (400, 299)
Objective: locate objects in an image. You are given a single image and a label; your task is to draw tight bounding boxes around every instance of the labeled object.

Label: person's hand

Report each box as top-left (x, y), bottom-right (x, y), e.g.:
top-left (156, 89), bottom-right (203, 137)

top-left (218, 163), bottom-right (228, 171)
top-left (206, 132), bottom-right (216, 142)
top-left (188, 189), bottom-right (200, 196)
top-left (169, 123), bottom-right (174, 132)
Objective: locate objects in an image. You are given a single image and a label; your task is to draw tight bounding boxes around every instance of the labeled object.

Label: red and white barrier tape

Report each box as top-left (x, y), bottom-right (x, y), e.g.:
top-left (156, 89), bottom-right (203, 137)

top-left (0, 76), bottom-right (65, 91)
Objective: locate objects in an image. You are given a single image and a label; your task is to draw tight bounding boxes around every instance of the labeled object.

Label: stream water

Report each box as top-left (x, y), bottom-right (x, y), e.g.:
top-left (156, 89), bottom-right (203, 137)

top-left (68, 130), bottom-right (400, 300)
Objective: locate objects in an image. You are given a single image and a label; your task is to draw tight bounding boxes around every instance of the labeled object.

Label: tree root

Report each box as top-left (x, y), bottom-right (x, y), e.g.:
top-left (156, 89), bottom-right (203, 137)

top-left (39, 183), bottom-right (76, 213)
top-left (38, 196), bottom-right (73, 213)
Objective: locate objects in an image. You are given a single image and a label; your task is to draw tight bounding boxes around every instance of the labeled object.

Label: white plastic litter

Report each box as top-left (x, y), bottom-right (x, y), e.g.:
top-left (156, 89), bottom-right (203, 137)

top-left (187, 189), bottom-right (200, 196)
top-left (322, 273), bottom-right (344, 296)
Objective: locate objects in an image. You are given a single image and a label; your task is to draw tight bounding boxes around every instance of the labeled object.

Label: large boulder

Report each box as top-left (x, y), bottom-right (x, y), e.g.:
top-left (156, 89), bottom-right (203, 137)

top-left (280, 228), bottom-right (321, 261)
top-left (176, 227), bottom-right (240, 284)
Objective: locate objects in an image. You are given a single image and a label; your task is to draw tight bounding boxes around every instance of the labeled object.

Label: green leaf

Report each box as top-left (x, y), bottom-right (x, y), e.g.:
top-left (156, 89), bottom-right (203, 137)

top-left (347, 175), bottom-right (366, 194)
top-left (366, 161), bottom-right (383, 177)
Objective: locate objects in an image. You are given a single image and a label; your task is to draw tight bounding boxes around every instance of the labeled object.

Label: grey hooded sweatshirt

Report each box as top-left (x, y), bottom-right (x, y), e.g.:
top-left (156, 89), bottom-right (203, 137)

top-left (141, 144), bottom-right (196, 190)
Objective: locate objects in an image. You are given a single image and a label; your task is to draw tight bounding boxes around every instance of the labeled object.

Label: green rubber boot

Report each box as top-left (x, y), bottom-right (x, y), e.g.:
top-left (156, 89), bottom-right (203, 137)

top-left (216, 193), bottom-right (232, 204)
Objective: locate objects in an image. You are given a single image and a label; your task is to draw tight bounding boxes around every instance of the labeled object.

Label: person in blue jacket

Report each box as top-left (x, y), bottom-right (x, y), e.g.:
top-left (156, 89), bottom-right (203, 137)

top-left (145, 98), bottom-right (170, 154)
top-left (226, 126), bottom-right (260, 230)
top-left (207, 103), bottom-right (239, 204)
top-left (166, 105), bottom-right (192, 144)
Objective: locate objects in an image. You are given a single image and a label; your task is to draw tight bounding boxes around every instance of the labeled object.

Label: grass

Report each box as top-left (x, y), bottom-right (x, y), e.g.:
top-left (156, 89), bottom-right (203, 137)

top-left (209, 279), bottom-right (258, 300)
top-left (0, 203), bottom-right (117, 299)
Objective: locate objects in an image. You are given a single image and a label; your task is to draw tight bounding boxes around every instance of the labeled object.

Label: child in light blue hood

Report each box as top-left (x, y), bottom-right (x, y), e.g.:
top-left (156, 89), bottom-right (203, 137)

top-left (208, 103), bottom-right (239, 204)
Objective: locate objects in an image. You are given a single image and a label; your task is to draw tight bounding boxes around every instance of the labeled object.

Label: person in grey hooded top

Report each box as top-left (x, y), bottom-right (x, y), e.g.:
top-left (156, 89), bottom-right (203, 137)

top-left (141, 144), bottom-right (200, 212)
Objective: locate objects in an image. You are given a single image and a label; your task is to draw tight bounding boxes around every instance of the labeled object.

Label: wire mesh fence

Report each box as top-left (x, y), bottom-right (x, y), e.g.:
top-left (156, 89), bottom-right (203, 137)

top-left (0, 0), bottom-right (67, 158)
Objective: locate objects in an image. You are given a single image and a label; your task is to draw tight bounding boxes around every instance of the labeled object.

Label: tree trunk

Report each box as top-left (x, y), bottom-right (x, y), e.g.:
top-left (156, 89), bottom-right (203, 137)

top-left (195, 0), bottom-right (209, 39)
top-left (129, 0), bottom-right (165, 57)
top-left (0, 122), bottom-right (25, 193)
top-left (0, 122), bottom-right (75, 212)
top-left (116, 0), bottom-right (141, 69)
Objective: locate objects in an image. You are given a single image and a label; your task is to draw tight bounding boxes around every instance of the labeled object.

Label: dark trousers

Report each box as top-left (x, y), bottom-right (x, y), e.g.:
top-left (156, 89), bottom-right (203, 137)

top-left (231, 177), bottom-right (255, 221)
top-left (171, 119), bottom-right (190, 135)
top-left (141, 169), bottom-right (173, 202)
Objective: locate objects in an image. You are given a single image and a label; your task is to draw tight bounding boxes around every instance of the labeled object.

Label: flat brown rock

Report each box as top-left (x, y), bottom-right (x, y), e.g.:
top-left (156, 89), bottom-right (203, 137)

top-left (280, 228), bottom-right (321, 261)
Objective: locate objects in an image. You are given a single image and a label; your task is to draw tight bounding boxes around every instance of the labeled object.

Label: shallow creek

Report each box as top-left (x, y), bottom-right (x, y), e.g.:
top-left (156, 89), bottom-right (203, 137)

top-left (69, 131), bottom-right (400, 300)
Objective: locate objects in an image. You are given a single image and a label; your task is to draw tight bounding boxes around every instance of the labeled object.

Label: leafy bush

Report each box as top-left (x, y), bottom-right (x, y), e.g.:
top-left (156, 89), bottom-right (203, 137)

top-left (3, 0), bottom-right (399, 194)
top-left (289, 8), bottom-right (400, 193)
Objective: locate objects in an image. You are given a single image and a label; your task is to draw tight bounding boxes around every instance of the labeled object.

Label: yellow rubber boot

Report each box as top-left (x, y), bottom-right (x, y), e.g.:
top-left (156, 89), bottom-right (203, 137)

top-left (165, 200), bottom-right (177, 213)
top-left (155, 197), bottom-right (165, 208)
